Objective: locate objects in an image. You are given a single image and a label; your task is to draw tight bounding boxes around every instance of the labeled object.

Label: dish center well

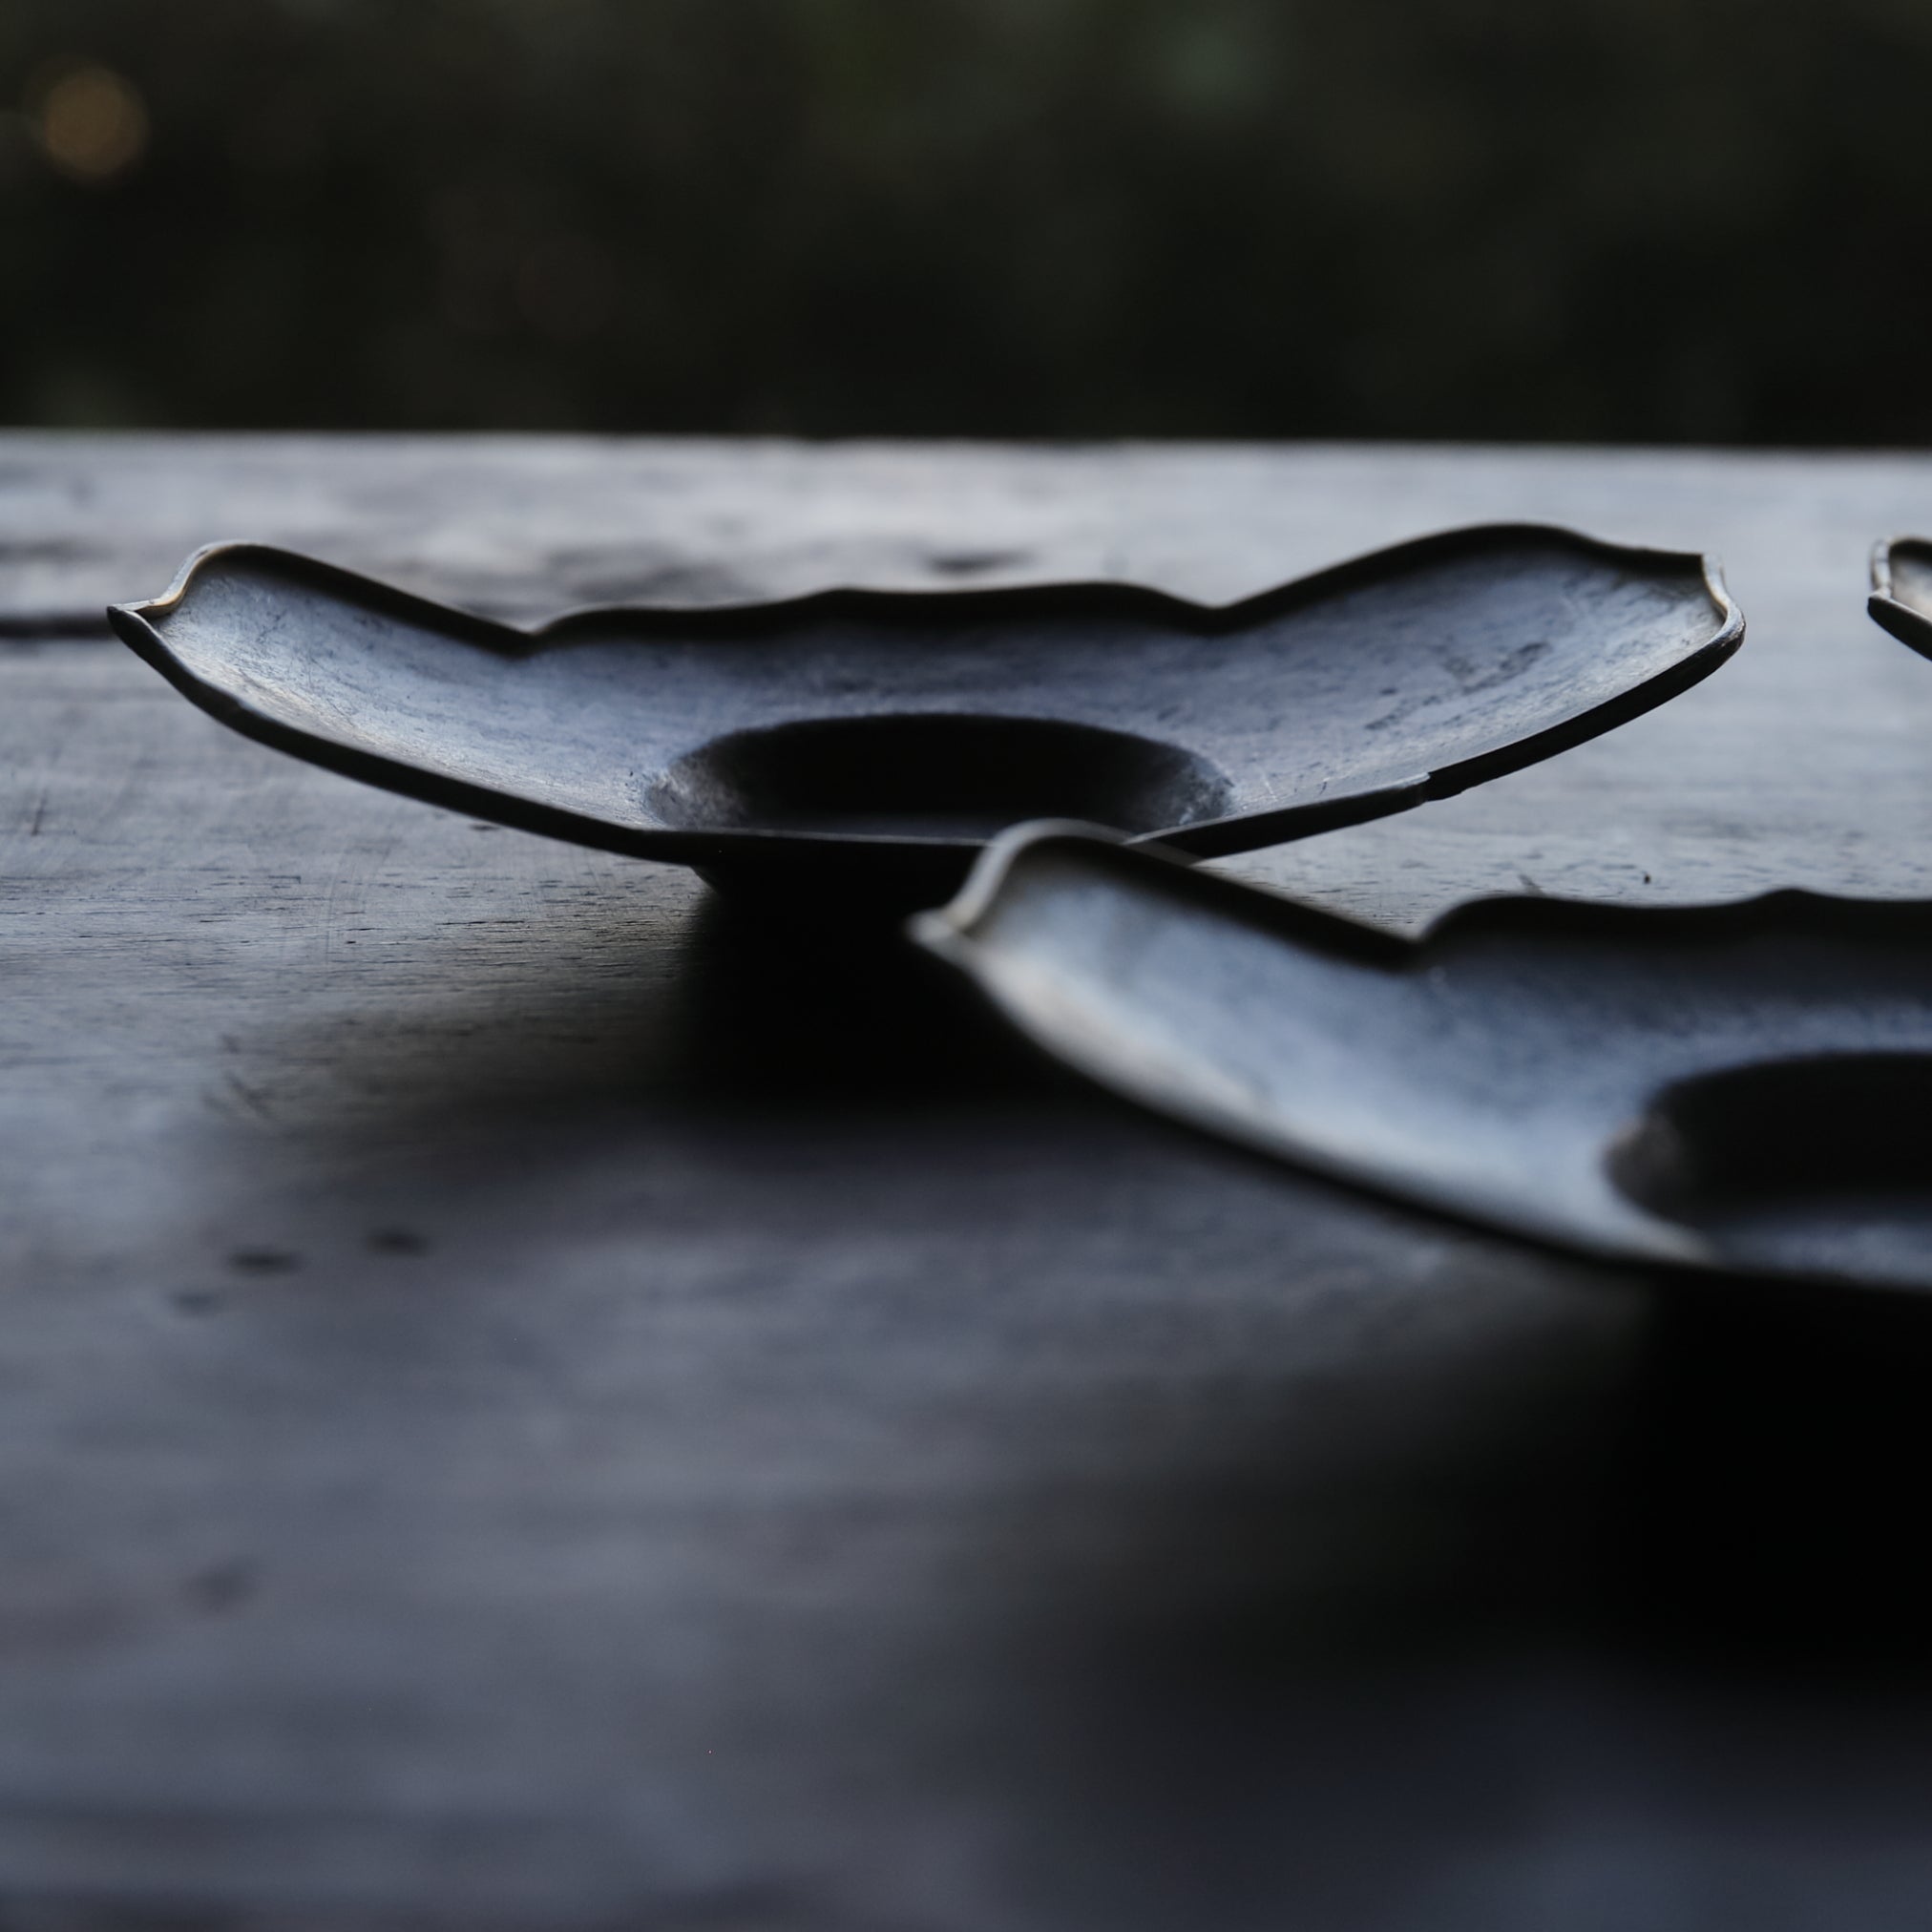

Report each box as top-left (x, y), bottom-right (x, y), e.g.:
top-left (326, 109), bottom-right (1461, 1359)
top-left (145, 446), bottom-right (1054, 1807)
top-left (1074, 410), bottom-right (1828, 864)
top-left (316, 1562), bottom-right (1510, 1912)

top-left (645, 713), bottom-right (1236, 842)
top-left (1607, 1053), bottom-right (1932, 1280)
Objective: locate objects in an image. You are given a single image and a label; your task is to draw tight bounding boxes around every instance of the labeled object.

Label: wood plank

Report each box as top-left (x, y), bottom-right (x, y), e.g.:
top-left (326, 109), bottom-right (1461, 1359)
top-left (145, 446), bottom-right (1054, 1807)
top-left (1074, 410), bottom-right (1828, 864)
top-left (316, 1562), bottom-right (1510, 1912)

top-left (7, 438), bottom-right (1932, 1927)
top-left (0, 431), bottom-right (1924, 629)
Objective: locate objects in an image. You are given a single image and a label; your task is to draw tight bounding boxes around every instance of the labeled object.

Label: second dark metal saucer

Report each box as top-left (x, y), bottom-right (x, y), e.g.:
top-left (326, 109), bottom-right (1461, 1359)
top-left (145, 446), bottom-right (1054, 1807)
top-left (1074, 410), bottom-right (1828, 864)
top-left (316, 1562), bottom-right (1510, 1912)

top-left (916, 826), bottom-right (1932, 1292)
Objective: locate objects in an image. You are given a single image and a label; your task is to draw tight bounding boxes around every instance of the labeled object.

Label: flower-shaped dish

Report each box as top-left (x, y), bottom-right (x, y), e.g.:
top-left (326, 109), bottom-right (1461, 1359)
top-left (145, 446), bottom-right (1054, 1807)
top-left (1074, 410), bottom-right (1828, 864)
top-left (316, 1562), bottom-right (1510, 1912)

top-left (916, 826), bottom-right (1932, 1292)
top-left (1869, 536), bottom-right (1932, 658)
top-left (111, 527), bottom-right (1740, 901)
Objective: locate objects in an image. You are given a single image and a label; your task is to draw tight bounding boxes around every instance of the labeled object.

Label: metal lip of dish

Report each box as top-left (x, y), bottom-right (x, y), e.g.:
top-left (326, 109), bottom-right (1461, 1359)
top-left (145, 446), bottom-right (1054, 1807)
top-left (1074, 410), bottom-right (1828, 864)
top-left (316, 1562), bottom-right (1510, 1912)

top-left (109, 523), bottom-right (1741, 901)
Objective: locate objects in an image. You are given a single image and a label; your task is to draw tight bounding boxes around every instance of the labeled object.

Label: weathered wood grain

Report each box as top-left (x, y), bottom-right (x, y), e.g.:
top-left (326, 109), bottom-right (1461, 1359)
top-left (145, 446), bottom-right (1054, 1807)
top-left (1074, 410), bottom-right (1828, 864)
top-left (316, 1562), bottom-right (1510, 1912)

top-left (8, 439), bottom-right (1932, 1929)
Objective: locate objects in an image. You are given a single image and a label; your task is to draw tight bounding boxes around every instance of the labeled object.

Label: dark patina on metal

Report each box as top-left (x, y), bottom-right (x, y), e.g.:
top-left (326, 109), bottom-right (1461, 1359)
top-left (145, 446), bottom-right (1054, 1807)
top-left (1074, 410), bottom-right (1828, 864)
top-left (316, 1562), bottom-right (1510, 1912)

top-left (110, 526), bottom-right (1739, 900)
top-left (916, 825), bottom-right (1932, 1292)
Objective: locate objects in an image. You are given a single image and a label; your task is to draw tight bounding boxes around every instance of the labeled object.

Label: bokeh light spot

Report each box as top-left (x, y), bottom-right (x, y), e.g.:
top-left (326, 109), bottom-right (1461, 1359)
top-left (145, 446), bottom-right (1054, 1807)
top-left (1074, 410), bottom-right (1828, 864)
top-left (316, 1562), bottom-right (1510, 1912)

top-left (33, 63), bottom-right (149, 182)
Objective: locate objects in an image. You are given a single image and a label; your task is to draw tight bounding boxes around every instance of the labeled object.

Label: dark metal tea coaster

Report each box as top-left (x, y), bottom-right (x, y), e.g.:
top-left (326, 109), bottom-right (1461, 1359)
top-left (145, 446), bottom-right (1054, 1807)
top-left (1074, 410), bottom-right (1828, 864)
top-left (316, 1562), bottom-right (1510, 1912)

top-left (915, 826), bottom-right (1932, 1292)
top-left (111, 526), bottom-right (1739, 902)
top-left (1869, 536), bottom-right (1932, 657)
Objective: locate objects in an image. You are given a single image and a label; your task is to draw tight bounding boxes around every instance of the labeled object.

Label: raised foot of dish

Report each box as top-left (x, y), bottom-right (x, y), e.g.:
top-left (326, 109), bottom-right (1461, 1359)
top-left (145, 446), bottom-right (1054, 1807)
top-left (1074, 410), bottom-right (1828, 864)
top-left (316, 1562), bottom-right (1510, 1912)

top-left (692, 846), bottom-right (983, 918)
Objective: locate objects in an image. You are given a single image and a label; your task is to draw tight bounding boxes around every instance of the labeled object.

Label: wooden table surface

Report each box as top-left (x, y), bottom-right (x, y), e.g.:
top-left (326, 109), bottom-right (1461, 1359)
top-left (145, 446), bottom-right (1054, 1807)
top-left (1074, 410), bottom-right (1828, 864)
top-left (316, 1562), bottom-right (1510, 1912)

top-left (8, 437), bottom-right (1932, 1930)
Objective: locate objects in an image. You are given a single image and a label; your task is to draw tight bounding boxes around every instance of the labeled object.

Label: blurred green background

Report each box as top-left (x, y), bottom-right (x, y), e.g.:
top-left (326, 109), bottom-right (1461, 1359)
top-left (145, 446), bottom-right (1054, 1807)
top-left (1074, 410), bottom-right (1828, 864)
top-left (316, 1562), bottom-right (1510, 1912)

top-left (1, 0), bottom-right (1925, 441)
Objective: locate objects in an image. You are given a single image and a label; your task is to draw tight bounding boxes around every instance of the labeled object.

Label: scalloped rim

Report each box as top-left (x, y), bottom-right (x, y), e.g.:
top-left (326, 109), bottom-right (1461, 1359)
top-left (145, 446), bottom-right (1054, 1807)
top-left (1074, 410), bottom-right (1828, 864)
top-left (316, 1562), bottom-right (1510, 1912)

top-left (918, 818), bottom-right (1932, 967)
top-left (109, 523), bottom-right (1743, 866)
